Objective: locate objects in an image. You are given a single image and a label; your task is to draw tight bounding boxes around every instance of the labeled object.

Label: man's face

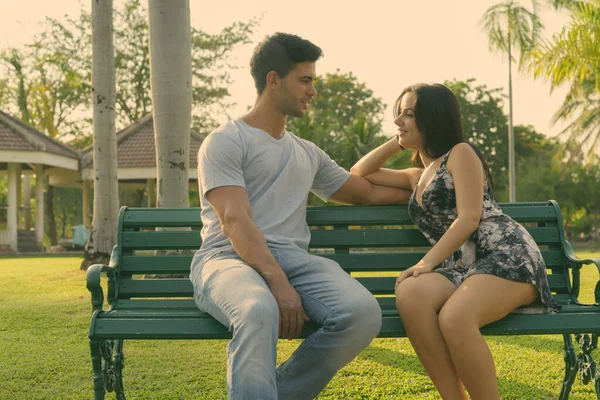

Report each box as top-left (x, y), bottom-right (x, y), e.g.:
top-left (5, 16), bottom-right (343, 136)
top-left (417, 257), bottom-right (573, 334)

top-left (274, 61), bottom-right (317, 118)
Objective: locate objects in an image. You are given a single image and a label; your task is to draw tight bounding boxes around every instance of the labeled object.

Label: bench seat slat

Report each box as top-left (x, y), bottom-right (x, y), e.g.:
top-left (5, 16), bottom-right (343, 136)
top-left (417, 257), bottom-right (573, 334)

top-left (93, 306), bottom-right (600, 340)
top-left (103, 301), bottom-right (596, 319)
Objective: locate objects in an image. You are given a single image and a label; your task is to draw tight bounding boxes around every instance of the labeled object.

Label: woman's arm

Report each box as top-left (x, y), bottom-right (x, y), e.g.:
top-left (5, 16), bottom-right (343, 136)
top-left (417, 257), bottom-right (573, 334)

top-left (350, 137), bottom-right (419, 190)
top-left (397, 143), bottom-right (484, 283)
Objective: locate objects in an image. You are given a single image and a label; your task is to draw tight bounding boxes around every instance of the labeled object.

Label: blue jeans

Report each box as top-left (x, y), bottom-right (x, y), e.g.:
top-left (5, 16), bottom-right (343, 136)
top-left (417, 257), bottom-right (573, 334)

top-left (190, 246), bottom-right (382, 400)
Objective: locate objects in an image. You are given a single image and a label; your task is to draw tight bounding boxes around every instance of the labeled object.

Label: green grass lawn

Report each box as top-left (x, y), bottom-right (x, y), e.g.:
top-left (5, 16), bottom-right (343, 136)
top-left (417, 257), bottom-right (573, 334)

top-left (0, 253), bottom-right (599, 399)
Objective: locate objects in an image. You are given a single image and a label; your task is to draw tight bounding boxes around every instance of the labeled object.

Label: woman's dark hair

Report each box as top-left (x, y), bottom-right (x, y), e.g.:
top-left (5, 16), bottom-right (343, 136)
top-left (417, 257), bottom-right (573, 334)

top-left (394, 83), bottom-right (493, 186)
top-left (250, 32), bottom-right (323, 94)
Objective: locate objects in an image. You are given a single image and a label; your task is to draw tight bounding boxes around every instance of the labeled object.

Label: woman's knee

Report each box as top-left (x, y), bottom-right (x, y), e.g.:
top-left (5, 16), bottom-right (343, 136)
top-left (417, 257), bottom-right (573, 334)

top-left (394, 279), bottom-right (435, 317)
top-left (438, 306), bottom-right (477, 344)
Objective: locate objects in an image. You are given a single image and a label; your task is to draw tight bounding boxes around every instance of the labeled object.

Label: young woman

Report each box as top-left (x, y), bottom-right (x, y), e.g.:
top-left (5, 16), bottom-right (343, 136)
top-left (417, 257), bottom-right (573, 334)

top-left (350, 83), bottom-right (560, 400)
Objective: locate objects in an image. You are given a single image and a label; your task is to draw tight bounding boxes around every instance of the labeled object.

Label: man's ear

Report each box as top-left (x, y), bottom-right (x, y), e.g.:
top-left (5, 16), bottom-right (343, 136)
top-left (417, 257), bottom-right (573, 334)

top-left (266, 71), bottom-right (279, 88)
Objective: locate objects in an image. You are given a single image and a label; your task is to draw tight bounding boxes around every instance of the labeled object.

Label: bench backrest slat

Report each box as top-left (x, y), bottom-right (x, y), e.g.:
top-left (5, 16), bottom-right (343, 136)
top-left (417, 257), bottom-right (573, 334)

top-left (119, 226), bottom-right (561, 251)
top-left (120, 249), bottom-right (568, 275)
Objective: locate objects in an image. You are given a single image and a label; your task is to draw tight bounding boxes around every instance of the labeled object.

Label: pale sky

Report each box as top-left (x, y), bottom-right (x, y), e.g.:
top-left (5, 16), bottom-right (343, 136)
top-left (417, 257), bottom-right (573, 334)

top-left (0, 0), bottom-right (572, 138)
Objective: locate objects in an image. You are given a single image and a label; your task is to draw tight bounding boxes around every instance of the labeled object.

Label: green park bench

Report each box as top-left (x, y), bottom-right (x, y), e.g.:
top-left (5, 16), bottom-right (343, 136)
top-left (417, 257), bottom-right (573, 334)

top-left (86, 200), bottom-right (600, 400)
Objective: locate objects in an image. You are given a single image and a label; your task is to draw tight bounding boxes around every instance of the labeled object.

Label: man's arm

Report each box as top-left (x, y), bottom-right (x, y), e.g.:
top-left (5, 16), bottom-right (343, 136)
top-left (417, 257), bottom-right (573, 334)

top-left (329, 175), bottom-right (413, 205)
top-left (206, 185), bottom-right (308, 339)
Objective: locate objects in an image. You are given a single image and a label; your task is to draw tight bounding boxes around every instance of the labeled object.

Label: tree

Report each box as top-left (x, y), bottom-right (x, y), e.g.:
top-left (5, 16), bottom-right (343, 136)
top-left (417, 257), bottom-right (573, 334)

top-left (287, 71), bottom-right (387, 170)
top-left (558, 161), bottom-right (600, 241)
top-left (81, 0), bottom-right (119, 270)
top-left (284, 71), bottom-right (389, 204)
top-left (53, 186), bottom-right (83, 240)
top-left (0, 45), bottom-right (87, 245)
top-left (480, 0), bottom-right (543, 201)
top-left (529, 0), bottom-right (600, 159)
top-left (285, 71), bottom-right (389, 205)
top-left (148, 0), bottom-right (192, 209)
top-left (0, 0), bottom-right (256, 247)
top-left (445, 78), bottom-right (510, 195)
top-left (446, 78), bottom-right (561, 201)
top-left (514, 125), bottom-right (563, 199)
top-left (0, 24), bottom-right (90, 140)
top-left (1, 0), bottom-right (256, 137)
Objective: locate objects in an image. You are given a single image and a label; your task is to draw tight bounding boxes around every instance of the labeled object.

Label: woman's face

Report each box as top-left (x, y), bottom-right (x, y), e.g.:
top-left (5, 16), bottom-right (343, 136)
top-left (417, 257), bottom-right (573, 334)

top-left (394, 91), bottom-right (422, 150)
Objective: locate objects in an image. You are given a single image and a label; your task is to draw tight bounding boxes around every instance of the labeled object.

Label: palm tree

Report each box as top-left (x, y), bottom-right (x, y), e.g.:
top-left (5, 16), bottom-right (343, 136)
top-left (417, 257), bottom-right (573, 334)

top-left (480, 0), bottom-right (543, 201)
top-left (529, 0), bottom-right (600, 159)
top-left (552, 80), bottom-right (600, 161)
top-left (82, 0), bottom-right (119, 270)
top-left (148, 0), bottom-right (192, 209)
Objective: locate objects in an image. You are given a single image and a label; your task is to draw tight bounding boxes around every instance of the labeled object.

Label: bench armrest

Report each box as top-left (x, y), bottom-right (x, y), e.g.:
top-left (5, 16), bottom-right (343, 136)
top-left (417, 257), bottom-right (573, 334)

top-left (86, 245), bottom-right (120, 312)
top-left (562, 241), bottom-right (600, 304)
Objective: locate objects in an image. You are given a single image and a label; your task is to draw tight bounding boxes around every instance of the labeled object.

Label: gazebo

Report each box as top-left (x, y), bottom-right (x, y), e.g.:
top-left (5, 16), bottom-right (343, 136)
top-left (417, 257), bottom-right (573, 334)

top-left (0, 111), bottom-right (205, 253)
top-left (0, 110), bottom-right (80, 252)
top-left (79, 114), bottom-right (204, 225)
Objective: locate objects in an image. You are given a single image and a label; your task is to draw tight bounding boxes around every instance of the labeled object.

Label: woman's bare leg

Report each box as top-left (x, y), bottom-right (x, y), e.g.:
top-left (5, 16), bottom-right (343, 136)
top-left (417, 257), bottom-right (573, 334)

top-left (438, 274), bottom-right (538, 400)
top-left (396, 273), bottom-right (468, 400)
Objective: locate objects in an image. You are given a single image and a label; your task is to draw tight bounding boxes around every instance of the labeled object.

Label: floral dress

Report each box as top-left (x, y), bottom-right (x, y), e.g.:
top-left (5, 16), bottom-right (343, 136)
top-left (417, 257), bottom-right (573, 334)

top-left (408, 149), bottom-right (560, 312)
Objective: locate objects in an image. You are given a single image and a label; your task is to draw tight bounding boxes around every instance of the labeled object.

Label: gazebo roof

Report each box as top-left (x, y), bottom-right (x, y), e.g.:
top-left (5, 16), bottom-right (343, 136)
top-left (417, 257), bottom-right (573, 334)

top-left (0, 109), bottom-right (79, 160)
top-left (81, 114), bottom-right (204, 169)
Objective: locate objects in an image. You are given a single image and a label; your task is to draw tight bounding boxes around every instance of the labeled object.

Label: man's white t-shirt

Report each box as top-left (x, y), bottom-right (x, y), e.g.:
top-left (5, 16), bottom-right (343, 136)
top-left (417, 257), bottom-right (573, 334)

top-left (194, 118), bottom-right (350, 265)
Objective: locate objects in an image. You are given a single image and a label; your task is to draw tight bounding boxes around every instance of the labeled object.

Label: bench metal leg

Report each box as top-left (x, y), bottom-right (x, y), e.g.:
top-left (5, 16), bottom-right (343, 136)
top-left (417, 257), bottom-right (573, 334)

top-left (559, 334), bottom-right (577, 400)
top-left (113, 339), bottom-right (126, 400)
top-left (99, 339), bottom-right (127, 400)
top-left (575, 334), bottom-right (600, 400)
top-left (560, 333), bottom-right (600, 400)
top-left (90, 338), bottom-right (105, 400)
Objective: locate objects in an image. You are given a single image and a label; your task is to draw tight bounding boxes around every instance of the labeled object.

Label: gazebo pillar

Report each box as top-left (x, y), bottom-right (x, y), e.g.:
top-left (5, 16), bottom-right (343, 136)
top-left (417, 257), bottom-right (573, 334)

top-left (23, 175), bottom-right (32, 230)
top-left (147, 178), bottom-right (156, 207)
top-left (7, 163), bottom-right (18, 252)
top-left (35, 165), bottom-right (45, 251)
top-left (82, 179), bottom-right (91, 227)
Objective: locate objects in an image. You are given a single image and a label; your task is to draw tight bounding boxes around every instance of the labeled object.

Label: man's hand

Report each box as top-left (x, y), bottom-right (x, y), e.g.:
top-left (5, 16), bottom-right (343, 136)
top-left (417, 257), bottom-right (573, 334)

top-left (268, 278), bottom-right (310, 340)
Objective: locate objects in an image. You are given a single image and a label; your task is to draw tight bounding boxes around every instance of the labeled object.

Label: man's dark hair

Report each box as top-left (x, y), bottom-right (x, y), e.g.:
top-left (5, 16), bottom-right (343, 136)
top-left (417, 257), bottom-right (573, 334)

top-left (250, 32), bottom-right (323, 94)
top-left (394, 83), bottom-right (493, 186)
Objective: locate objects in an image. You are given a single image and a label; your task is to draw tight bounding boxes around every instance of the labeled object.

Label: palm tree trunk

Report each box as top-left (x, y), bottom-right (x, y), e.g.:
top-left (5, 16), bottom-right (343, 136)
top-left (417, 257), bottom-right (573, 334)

top-left (508, 35), bottom-right (517, 202)
top-left (148, 0), bottom-right (192, 209)
top-left (147, 0), bottom-right (192, 278)
top-left (81, 0), bottom-right (119, 270)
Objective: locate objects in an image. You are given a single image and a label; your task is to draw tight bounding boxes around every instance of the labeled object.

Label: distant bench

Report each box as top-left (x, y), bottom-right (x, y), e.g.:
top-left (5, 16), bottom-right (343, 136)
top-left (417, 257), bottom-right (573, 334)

top-left (86, 200), bottom-right (600, 400)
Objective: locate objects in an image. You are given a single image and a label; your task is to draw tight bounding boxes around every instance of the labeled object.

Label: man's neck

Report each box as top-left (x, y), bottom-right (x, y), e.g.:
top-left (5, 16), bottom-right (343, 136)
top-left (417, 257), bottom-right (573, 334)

top-left (242, 100), bottom-right (287, 139)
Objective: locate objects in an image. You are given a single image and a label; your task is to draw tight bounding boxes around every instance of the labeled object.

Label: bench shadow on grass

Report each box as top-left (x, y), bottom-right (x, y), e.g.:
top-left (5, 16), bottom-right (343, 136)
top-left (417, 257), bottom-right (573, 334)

top-left (357, 344), bottom-right (573, 400)
top-left (486, 334), bottom-right (566, 353)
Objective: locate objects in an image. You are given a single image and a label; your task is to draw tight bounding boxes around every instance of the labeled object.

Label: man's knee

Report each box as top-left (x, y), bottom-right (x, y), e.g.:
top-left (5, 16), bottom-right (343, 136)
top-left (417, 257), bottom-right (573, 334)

top-left (337, 289), bottom-right (382, 338)
top-left (235, 292), bottom-right (279, 333)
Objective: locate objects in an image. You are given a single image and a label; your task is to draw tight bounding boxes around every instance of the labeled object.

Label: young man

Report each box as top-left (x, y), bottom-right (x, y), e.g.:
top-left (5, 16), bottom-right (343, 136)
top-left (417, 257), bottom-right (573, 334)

top-left (191, 32), bottom-right (411, 400)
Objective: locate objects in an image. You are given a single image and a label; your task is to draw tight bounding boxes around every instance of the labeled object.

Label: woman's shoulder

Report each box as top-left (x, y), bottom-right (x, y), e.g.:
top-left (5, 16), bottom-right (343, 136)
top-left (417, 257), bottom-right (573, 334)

top-left (448, 142), bottom-right (474, 157)
top-left (447, 142), bottom-right (478, 163)
top-left (406, 167), bottom-right (424, 189)
top-left (446, 142), bottom-right (485, 176)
